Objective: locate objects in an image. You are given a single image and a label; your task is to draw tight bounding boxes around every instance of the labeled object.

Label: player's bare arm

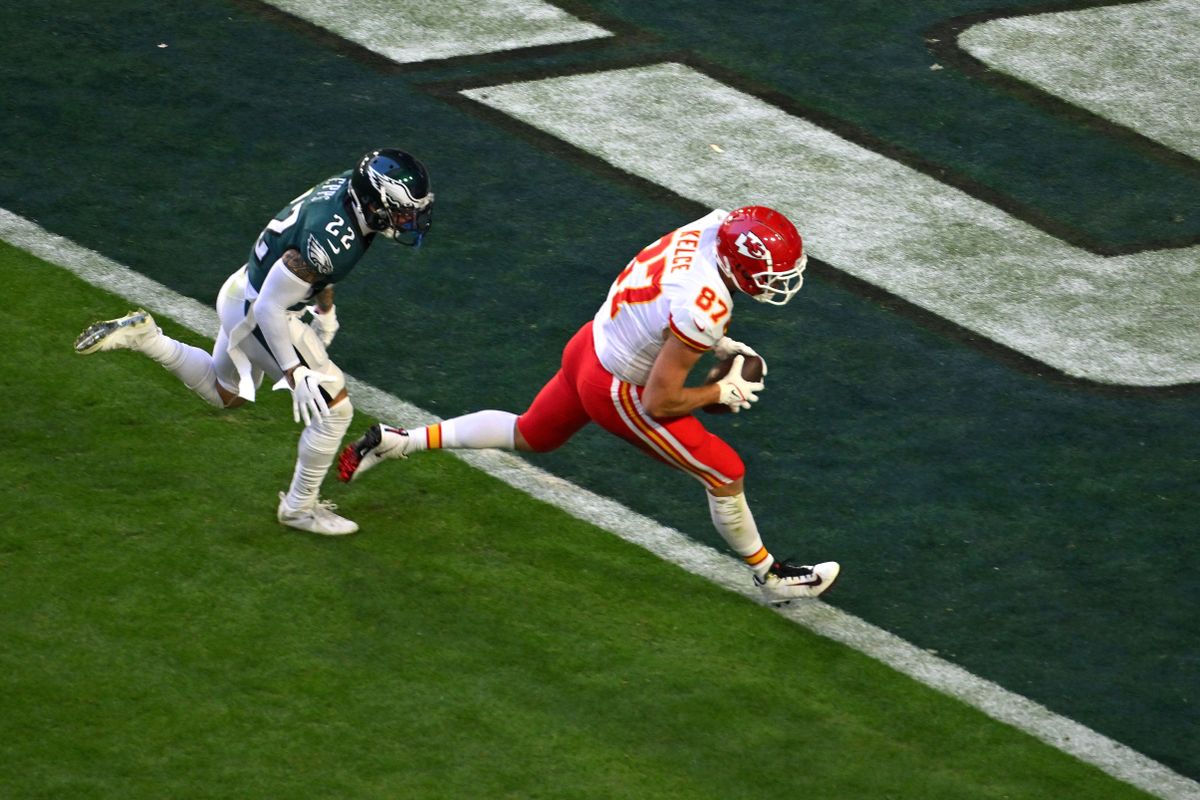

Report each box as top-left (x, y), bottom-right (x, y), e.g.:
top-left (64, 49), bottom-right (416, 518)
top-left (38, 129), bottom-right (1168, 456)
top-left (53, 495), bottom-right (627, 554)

top-left (641, 336), bottom-right (720, 418)
top-left (311, 284), bottom-right (334, 313)
top-left (282, 248), bottom-right (322, 283)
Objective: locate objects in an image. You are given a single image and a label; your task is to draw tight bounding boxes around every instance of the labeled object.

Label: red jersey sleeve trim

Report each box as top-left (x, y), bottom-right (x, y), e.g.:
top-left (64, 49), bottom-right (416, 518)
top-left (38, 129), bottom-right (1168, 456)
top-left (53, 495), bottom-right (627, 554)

top-left (669, 317), bottom-right (712, 353)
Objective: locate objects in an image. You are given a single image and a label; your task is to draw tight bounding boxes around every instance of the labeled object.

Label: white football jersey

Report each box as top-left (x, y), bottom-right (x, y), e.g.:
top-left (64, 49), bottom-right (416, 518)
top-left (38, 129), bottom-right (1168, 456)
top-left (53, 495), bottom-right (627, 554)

top-left (593, 209), bottom-right (733, 385)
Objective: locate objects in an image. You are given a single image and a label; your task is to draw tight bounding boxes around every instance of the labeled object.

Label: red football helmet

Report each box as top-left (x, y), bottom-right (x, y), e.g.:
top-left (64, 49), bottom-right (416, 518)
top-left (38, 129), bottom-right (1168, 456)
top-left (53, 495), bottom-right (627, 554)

top-left (715, 206), bottom-right (807, 305)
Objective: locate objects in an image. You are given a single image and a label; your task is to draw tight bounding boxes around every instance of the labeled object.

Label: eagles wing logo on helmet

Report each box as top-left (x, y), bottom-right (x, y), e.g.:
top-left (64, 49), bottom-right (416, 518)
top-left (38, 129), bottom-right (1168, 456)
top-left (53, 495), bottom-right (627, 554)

top-left (306, 234), bottom-right (334, 275)
top-left (367, 167), bottom-right (431, 210)
top-left (734, 231), bottom-right (772, 265)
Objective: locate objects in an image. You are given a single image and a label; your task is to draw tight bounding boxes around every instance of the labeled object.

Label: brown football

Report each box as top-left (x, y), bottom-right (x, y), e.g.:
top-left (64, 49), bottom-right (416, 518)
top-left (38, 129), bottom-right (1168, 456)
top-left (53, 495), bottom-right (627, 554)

top-left (701, 354), bottom-right (765, 414)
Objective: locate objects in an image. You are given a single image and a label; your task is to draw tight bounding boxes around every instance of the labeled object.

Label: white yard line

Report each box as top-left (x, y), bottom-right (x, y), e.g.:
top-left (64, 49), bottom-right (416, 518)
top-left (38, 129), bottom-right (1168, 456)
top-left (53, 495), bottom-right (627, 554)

top-left (264, 0), bottom-right (609, 64)
top-left (5, 207), bottom-right (1196, 799)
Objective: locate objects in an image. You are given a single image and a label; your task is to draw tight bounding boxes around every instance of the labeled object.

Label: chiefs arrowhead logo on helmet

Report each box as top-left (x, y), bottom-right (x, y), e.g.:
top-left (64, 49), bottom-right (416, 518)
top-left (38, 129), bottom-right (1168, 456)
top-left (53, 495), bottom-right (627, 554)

top-left (733, 231), bottom-right (772, 265)
top-left (716, 206), bottom-right (807, 306)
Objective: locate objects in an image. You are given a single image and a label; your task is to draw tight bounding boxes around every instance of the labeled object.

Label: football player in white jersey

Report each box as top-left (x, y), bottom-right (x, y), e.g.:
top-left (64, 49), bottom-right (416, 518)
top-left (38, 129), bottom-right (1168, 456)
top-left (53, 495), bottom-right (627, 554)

top-left (72, 149), bottom-right (434, 536)
top-left (338, 206), bottom-right (839, 603)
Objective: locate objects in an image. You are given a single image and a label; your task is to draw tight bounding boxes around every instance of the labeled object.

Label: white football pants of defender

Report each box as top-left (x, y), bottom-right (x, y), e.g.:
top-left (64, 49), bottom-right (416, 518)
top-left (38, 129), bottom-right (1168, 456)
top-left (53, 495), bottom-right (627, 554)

top-left (209, 268), bottom-right (353, 513)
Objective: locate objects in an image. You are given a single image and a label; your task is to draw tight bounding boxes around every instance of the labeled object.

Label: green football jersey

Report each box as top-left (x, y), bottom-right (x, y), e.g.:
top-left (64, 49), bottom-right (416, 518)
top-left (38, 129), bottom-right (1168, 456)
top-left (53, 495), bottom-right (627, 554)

top-left (245, 171), bottom-right (375, 297)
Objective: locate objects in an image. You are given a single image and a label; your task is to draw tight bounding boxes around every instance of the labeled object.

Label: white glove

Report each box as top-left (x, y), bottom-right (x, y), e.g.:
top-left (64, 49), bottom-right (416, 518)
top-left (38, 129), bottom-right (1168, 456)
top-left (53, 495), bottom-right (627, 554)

top-left (716, 355), bottom-right (765, 413)
top-left (272, 366), bottom-right (337, 426)
top-left (712, 336), bottom-right (767, 376)
top-left (308, 304), bottom-right (339, 347)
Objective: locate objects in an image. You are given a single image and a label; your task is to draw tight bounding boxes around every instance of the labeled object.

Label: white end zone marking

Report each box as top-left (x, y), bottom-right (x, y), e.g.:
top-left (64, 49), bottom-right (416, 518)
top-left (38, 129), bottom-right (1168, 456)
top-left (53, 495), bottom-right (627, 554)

top-left (262, 0), bottom-right (610, 64)
top-left (460, 63), bottom-right (1200, 387)
top-left (960, 0), bottom-right (1200, 162)
top-left (3, 206), bottom-right (1196, 798)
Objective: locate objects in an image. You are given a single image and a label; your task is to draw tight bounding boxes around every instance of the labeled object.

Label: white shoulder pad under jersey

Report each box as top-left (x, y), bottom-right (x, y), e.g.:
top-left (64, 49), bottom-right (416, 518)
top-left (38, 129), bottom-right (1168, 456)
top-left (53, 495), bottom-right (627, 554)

top-left (593, 209), bottom-right (734, 386)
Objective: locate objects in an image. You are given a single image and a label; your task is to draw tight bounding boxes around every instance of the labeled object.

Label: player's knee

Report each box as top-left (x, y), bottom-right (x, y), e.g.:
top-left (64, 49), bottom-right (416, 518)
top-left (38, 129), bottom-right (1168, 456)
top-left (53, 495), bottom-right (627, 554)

top-left (215, 380), bottom-right (245, 409)
top-left (300, 396), bottom-right (353, 455)
top-left (318, 395), bottom-right (353, 434)
top-left (515, 415), bottom-right (563, 453)
top-left (294, 321), bottom-right (347, 398)
top-left (327, 387), bottom-right (350, 408)
top-left (329, 394), bottom-right (353, 422)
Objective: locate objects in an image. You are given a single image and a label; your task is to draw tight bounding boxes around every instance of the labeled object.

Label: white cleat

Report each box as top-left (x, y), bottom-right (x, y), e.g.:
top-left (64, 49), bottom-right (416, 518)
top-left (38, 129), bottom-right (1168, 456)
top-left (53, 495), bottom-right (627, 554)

top-left (754, 560), bottom-right (840, 604)
top-left (276, 492), bottom-right (359, 536)
top-left (337, 423), bottom-right (413, 482)
top-left (74, 309), bottom-right (157, 354)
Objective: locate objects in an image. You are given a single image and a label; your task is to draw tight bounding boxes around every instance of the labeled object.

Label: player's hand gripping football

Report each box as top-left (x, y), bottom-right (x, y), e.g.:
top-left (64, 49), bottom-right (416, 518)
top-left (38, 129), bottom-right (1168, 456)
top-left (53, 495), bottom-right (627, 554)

top-left (712, 336), bottom-right (768, 376)
top-left (307, 304), bottom-right (339, 347)
top-left (716, 354), bottom-right (765, 413)
top-left (273, 365), bottom-right (338, 425)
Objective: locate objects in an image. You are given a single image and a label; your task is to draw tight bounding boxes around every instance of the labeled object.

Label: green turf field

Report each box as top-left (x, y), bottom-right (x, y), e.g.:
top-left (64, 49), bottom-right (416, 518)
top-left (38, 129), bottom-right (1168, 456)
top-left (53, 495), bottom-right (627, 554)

top-left (0, 240), bottom-right (1158, 799)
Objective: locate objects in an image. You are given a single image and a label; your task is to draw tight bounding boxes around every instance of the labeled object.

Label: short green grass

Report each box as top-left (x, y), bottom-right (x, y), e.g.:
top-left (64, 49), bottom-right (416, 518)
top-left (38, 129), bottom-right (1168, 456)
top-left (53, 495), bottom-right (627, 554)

top-left (0, 241), bottom-right (1152, 798)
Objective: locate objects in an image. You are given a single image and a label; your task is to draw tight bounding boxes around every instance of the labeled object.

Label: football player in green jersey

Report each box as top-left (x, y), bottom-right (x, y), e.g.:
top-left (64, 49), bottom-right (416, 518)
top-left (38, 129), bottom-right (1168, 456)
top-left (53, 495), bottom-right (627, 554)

top-left (73, 149), bottom-right (434, 535)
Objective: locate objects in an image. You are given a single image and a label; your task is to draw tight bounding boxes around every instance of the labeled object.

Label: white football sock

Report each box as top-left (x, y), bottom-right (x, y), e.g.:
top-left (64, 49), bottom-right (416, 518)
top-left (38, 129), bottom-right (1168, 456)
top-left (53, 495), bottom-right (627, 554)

top-left (416, 409), bottom-right (517, 450)
top-left (139, 329), bottom-right (223, 408)
top-left (707, 492), bottom-right (775, 577)
top-left (286, 398), bottom-right (354, 510)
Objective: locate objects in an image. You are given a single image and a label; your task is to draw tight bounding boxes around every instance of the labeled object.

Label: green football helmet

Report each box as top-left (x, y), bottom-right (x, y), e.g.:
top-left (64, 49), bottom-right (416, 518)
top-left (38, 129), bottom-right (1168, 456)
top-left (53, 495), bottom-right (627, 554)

top-left (349, 148), bottom-right (434, 246)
